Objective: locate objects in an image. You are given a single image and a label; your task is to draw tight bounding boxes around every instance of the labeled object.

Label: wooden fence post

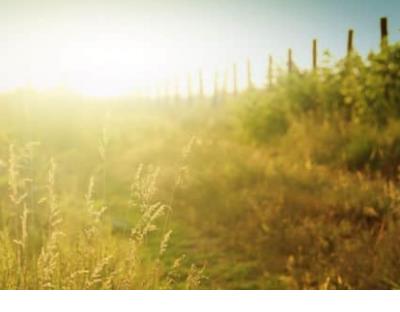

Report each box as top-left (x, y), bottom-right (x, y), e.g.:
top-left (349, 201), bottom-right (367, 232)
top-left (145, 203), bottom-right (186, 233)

top-left (312, 39), bottom-right (317, 71)
top-left (233, 63), bottom-right (238, 96)
top-left (213, 71), bottom-right (219, 103)
top-left (223, 69), bottom-right (228, 97)
top-left (214, 71), bottom-right (219, 97)
top-left (187, 73), bottom-right (192, 102)
top-left (247, 58), bottom-right (253, 90)
top-left (380, 17), bottom-right (388, 49)
top-left (380, 17), bottom-right (389, 100)
top-left (198, 70), bottom-right (204, 99)
top-left (347, 29), bottom-right (354, 56)
top-left (268, 55), bottom-right (273, 88)
top-left (288, 49), bottom-right (293, 73)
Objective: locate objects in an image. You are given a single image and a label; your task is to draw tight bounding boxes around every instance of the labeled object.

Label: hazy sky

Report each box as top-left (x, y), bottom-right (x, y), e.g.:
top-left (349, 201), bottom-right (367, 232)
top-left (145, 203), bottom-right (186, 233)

top-left (0, 0), bottom-right (399, 95)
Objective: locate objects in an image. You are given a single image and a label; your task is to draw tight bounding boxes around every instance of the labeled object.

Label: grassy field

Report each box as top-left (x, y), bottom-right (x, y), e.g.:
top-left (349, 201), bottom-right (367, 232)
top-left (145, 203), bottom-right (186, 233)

top-left (1, 42), bottom-right (400, 290)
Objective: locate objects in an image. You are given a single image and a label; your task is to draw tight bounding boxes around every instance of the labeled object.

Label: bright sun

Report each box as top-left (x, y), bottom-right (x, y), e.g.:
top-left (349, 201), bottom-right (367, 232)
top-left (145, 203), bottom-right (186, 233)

top-left (10, 28), bottom-right (214, 98)
top-left (29, 33), bottom-right (176, 97)
top-left (1, 21), bottom-right (253, 97)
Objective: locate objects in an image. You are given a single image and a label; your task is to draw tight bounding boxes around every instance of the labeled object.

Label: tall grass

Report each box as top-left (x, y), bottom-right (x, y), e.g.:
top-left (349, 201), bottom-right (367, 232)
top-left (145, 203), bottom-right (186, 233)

top-left (1, 40), bottom-right (400, 290)
top-left (0, 138), bottom-right (200, 289)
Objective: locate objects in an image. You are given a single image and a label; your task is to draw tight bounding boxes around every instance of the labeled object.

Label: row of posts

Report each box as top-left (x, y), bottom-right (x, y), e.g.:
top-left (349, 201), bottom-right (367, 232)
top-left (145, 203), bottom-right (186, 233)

top-left (158, 17), bottom-right (390, 103)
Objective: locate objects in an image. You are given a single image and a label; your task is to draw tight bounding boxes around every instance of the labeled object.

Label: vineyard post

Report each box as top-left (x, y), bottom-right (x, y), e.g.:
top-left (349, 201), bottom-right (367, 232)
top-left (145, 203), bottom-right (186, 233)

top-left (268, 55), bottom-right (273, 88)
top-left (347, 29), bottom-right (354, 56)
top-left (213, 71), bottom-right (219, 104)
top-left (312, 39), bottom-right (317, 71)
top-left (380, 17), bottom-right (388, 49)
top-left (198, 70), bottom-right (204, 99)
top-left (233, 63), bottom-right (238, 96)
top-left (380, 17), bottom-right (389, 100)
top-left (247, 58), bottom-right (253, 90)
top-left (187, 73), bottom-right (192, 103)
top-left (288, 49), bottom-right (293, 73)
top-left (222, 69), bottom-right (228, 98)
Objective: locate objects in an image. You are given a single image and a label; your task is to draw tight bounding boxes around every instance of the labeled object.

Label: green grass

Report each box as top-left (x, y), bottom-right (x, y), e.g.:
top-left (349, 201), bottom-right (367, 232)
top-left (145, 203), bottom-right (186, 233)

top-left (0, 90), bottom-right (398, 289)
top-left (1, 41), bottom-right (400, 289)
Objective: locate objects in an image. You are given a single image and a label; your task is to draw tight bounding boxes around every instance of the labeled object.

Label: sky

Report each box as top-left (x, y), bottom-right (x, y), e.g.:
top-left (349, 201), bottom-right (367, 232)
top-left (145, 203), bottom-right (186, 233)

top-left (0, 0), bottom-right (399, 96)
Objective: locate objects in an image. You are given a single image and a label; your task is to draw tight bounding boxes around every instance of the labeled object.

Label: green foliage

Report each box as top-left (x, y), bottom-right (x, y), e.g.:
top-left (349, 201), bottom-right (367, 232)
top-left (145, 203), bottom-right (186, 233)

top-left (239, 41), bottom-right (400, 174)
top-left (366, 43), bottom-right (400, 121)
top-left (241, 93), bottom-right (289, 142)
top-left (241, 42), bottom-right (400, 128)
top-left (343, 134), bottom-right (377, 171)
